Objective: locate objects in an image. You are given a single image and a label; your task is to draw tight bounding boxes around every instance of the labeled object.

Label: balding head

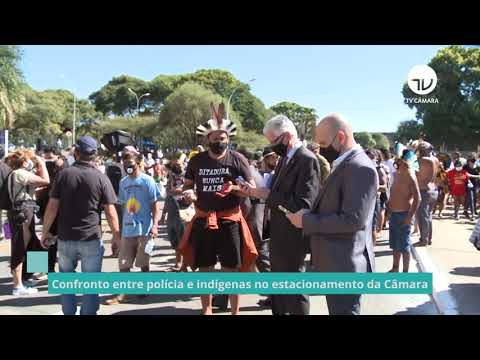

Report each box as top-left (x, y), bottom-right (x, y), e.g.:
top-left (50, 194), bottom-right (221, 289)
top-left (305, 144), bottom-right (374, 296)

top-left (315, 113), bottom-right (357, 159)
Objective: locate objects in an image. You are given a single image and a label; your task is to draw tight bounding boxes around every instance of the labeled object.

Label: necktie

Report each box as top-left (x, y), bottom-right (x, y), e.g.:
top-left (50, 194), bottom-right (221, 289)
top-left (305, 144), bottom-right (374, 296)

top-left (262, 157), bottom-right (287, 238)
top-left (271, 156), bottom-right (288, 191)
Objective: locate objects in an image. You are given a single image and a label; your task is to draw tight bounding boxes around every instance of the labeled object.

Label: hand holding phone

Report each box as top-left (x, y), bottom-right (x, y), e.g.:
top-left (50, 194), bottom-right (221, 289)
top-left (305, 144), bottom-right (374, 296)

top-left (235, 176), bottom-right (247, 186)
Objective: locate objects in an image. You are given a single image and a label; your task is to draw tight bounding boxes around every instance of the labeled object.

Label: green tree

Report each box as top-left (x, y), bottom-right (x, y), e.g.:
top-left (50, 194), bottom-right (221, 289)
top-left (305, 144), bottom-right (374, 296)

top-left (270, 101), bottom-right (317, 141)
top-left (402, 45), bottom-right (480, 148)
top-left (355, 131), bottom-right (376, 148)
top-left (234, 130), bottom-right (268, 152)
top-left (157, 82), bottom-right (243, 148)
top-left (178, 70), bottom-right (268, 132)
top-left (395, 120), bottom-right (424, 144)
top-left (89, 75), bottom-right (151, 116)
top-left (11, 88), bottom-right (101, 145)
top-left (371, 133), bottom-right (391, 150)
top-left (0, 45), bottom-right (25, 129)
top-left (90, 69), bottom-right (269, 133)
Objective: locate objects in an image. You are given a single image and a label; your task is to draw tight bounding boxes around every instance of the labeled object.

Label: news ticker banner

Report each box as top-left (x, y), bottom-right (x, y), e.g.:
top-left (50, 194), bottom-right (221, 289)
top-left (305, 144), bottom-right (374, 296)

top-left (47, 272), bottom-right (433, 295)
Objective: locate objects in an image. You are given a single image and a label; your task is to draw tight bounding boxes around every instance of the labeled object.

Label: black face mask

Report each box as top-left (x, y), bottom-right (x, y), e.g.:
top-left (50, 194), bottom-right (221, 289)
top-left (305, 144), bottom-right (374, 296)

top-left (124, 164), bottom-right (136, 175)
top-left (209, 142), bottom-right (228, 155)
top-left (319, 134), bottom-right (341, 164)
top-left (320, 145), bottom-right (340, 164)
top-left (271, 134), bottom-right (288, 157)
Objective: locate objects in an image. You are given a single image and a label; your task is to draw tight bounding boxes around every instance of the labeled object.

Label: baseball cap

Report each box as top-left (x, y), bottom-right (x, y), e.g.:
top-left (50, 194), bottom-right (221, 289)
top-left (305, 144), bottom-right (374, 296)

top-left (75, 136), bottom-right (97, 155)
top-left (123, 145), bottom-right (140, 155)
top-left (262, 146), bottom-right (275, 158)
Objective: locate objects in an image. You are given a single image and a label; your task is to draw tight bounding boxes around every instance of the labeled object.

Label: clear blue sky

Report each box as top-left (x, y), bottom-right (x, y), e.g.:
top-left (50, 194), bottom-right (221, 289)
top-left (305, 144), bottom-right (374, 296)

top-left (20, 45), bottom-right (444, 132)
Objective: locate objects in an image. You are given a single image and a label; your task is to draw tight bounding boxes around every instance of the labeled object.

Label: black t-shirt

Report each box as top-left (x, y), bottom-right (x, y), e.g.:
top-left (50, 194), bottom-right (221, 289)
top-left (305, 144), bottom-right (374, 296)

top-left (185, 150), bottom-right (253, 212)
top-left (50, 161), bottom-right (117, 241)
top-left (106, 162), bottom-right (126, 196)
top-left (464, 164), bottom-right (479, 188)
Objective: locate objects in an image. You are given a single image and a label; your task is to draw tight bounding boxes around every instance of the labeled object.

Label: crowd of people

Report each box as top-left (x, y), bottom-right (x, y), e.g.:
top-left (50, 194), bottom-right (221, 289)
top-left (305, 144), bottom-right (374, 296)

top-left (1, 103), bottom-right (480, 315)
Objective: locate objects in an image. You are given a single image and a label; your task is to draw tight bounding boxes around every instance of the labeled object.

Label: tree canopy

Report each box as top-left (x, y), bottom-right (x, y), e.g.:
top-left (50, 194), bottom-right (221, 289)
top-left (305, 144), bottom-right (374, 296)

top-left (11, 88), bottom-right (101, 145)
top-left (89, 69), bottom-right (269, 133)
top-left (269, 101), bottom-right (317, 141)
top-left (355, 131), bottom-right (376, 148)
top-left (401, 45), bottom-right (480, 149)
top-left (395, 120), bottom-right (425, 144)
top-left (0, 45), bottom-right (25, 129)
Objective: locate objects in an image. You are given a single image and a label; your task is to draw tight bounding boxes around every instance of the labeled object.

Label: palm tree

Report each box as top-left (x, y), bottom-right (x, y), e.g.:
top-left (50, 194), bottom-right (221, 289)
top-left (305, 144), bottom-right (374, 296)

top-left (0, 45), bottom-right (25, 129)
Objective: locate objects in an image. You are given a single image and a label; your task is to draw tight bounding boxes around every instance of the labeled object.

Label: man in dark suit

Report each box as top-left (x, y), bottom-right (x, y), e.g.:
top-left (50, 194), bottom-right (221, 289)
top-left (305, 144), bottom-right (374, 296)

top-left (287, 113), bottom-right (378, 315)
top-left (239, 115), bottom-right (320, 315)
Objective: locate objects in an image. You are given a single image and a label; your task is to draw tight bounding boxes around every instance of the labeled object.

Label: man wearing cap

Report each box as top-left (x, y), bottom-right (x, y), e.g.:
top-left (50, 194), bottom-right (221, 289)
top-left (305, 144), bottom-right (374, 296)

top-left (307, 142), bottom-right (331, 185)
top-left (41, 136), bottom-right (120, 315)
top-left (178, 103), bottom-right (257, 315)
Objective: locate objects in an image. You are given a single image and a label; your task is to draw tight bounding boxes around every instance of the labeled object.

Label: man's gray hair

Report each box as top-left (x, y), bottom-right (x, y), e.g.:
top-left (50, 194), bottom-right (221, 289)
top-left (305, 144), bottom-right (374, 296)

top-left (263, 115), bottom-right (298, 138)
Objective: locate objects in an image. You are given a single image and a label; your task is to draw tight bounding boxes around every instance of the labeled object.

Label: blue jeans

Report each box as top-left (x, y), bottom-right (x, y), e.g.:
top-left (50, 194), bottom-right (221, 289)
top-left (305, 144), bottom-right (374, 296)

top-left (57, 239), bottom-right (104, 315)
top-left (466, 187), bottom-right (477, 215)
top-left (416, 189), bottom-right (438, 243)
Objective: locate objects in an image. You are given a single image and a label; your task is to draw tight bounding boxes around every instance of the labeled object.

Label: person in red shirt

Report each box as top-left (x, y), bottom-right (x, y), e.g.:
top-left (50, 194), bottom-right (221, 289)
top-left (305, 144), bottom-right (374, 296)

top-left (447, 160), bottom-right (480, 220)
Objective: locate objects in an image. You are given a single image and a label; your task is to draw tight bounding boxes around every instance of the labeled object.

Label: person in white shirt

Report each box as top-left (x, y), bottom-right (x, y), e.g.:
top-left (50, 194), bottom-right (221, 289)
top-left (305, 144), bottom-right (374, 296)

top-left (145, 152), bottom-right (155, 176)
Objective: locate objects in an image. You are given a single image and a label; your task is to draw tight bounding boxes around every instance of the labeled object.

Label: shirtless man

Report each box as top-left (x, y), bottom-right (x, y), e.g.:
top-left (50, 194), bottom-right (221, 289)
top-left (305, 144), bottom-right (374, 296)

top-left (388, 150), bottom-right (421, 272)
top-left (415, 142), bottom-right (439, 246)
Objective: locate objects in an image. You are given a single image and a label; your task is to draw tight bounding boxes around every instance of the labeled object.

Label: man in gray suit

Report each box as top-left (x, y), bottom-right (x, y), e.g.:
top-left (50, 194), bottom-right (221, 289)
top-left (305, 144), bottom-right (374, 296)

top-left (239, 115), bottom-right (320, 315)
top-left (287, 113), bottom-right (378, 315)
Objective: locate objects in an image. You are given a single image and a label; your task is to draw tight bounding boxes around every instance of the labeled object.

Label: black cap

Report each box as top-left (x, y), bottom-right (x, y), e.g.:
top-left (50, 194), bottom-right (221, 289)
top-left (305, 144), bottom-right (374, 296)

top-left (262, 146), bottom-right (275, 158)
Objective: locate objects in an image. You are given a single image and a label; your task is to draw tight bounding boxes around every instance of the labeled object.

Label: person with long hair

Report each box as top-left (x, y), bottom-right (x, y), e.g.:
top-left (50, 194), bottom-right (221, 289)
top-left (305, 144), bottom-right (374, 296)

top-left (5, 148), bottom-right (50, 296)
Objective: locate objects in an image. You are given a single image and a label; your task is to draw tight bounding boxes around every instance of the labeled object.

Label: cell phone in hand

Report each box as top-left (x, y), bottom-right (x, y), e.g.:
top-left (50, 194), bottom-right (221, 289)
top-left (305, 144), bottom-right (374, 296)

top-left (236, 176), bottom-right (247, 186)
top-left (278, 205), bottom-right (292, 215)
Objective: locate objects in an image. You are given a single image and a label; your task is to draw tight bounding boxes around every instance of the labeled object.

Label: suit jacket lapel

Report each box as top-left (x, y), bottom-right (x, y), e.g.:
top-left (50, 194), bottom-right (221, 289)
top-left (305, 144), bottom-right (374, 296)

top-left (282, 147), bottom-right (302, 175)
top-left (270, 156), bottom-right (286, 191)
top-left (271, 146), bottom-right (303, 191)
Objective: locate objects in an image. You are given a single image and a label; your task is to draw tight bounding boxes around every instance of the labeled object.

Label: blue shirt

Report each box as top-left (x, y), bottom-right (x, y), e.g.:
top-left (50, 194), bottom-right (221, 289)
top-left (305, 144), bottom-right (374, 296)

top-left (119, 173), bottom-right (161, 238)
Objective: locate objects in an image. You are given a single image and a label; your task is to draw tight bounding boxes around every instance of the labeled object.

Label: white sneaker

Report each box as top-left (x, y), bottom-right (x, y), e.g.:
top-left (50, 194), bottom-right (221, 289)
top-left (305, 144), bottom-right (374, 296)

top-left (12, 286), bottom-right (39, 296)
top-left (34, 272), bottom-right (48, 281)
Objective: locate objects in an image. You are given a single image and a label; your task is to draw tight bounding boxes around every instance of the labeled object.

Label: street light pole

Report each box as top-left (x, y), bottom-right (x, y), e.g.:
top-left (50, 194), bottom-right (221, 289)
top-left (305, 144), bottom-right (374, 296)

top-left (226, 78), bottom-right (255, 120)
top-left (128, 88), bottom-right (150, 115)
top-left (128, 88), bottom-right (150, 150)
top-left (72, 95), bottom-right (76, 145)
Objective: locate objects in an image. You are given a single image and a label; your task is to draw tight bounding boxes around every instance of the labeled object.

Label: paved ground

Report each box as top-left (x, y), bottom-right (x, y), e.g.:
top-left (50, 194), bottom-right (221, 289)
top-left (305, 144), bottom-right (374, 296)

top-left (1, 201), bottom-right (477, 315)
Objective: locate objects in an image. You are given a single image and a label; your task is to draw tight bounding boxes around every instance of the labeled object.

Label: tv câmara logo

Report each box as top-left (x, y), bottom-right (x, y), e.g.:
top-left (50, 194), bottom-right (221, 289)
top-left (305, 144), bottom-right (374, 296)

top-left (407, 65), bottom-right (437, 95)
top-left (404, 65), bottom-right (439, 104)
